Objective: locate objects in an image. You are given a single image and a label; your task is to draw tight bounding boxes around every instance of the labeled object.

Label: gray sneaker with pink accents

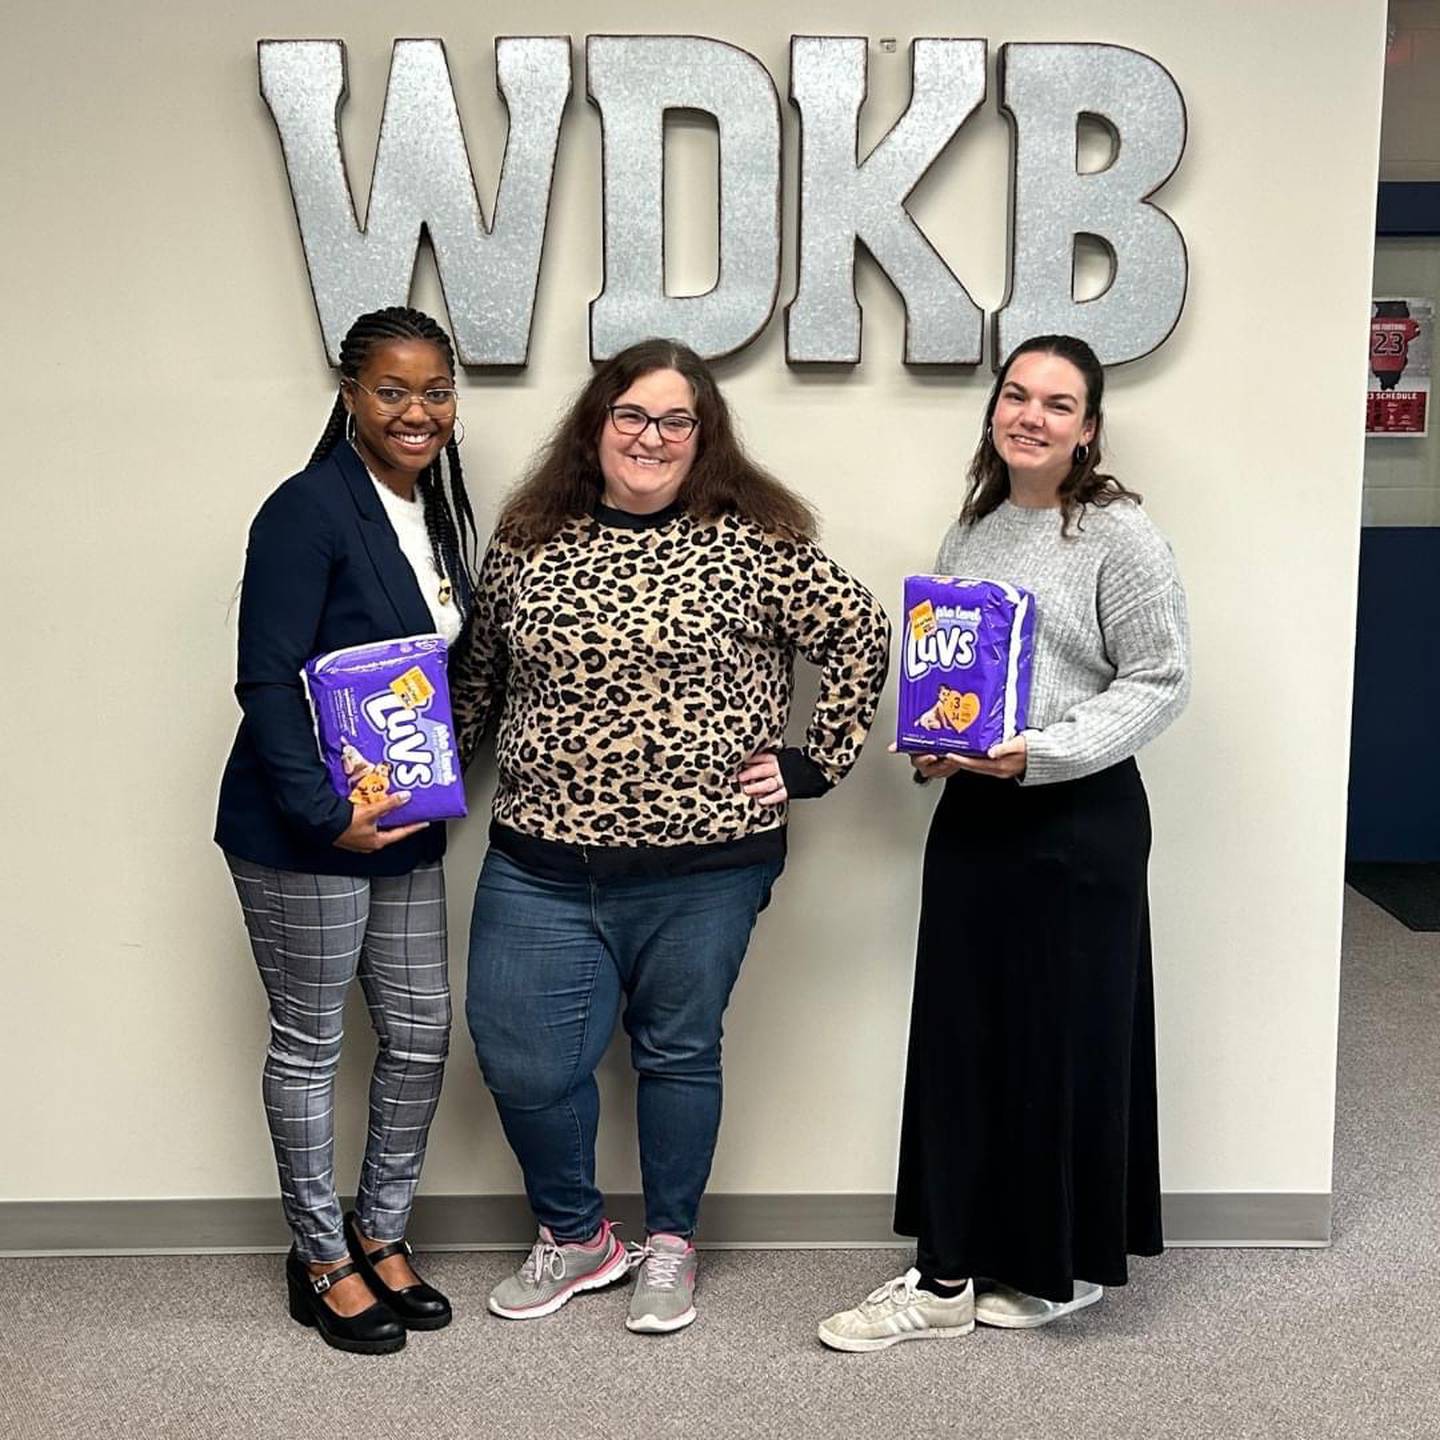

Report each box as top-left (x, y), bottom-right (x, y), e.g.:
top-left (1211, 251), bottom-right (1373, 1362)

top-left (488, 1220), bottom-right (630, 1320)
top-left (625, 1233), bottom-right (698, 1333)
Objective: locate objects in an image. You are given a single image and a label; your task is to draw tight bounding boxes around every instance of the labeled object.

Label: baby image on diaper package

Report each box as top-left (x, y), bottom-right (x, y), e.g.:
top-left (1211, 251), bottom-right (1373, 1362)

top-left (896, 576), bottom-right (1036, 757)
top-left (302, 633), bottom-right (467, 827)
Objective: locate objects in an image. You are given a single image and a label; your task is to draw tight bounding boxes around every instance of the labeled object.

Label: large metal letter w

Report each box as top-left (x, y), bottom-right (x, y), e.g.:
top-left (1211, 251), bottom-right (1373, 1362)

top-left (259, 38), bottom-right (571, 365)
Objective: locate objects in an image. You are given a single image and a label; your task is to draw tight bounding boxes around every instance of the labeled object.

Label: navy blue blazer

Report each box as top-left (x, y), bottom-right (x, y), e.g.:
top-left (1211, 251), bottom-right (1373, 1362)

top-left (215, 442), bottom-right (450, 877)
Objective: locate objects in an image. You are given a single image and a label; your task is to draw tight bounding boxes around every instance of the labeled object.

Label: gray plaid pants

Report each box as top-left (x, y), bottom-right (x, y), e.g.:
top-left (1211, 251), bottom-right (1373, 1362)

top-left (226, 856), bottom-right (451, 1262)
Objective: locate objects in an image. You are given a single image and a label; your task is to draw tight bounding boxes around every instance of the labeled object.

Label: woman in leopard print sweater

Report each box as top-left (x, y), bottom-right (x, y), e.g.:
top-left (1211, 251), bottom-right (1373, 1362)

top-left (451, 339), bottom-right (890, 1332)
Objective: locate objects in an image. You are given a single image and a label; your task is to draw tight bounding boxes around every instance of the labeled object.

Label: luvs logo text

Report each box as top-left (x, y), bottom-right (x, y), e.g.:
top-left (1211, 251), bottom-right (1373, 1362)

top-left (361, 690), bottom-right (434, 787)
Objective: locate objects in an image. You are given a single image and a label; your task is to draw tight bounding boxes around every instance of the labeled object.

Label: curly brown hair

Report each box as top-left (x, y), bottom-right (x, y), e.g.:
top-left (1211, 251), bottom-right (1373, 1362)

top-left (960, 334), bottom-right (1141, 536)
top-left (498, 338), bottom-right (817, 546)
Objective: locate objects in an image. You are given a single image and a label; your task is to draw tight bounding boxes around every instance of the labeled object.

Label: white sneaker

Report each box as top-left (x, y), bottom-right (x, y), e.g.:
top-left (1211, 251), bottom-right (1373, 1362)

top-left (817, 1268), bottom-right (975, 1353)
top-left (974, 1279), bottom-right (1103, 1328)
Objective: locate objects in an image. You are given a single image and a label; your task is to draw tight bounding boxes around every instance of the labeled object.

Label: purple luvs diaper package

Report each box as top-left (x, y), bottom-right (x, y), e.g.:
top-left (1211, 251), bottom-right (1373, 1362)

top-left (302, 633), bottom-right (467, 828)
top-left (896, 576), bottom-right (1036, 756)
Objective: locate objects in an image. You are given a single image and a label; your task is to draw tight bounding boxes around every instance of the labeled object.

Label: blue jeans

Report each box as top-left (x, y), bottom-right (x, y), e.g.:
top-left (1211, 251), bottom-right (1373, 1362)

top-left (466, 850), bottom-right (781, 1241)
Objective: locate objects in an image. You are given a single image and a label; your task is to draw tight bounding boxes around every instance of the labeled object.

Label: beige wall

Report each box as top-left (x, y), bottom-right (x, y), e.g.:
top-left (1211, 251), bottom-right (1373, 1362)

top-left (0, 1), bottom-right (1384, 1208)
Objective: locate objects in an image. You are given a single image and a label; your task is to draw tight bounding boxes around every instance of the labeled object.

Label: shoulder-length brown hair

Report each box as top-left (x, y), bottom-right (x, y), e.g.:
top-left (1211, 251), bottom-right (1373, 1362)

top-left (960, 333), bottom-right (1141, 536)
top-left (498, 338), bottom-right (817, 546)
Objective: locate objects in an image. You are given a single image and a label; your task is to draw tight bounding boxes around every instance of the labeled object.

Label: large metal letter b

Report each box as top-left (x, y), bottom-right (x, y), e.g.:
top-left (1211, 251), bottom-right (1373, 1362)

top-left (997, 44), bottom-right (1188, 366)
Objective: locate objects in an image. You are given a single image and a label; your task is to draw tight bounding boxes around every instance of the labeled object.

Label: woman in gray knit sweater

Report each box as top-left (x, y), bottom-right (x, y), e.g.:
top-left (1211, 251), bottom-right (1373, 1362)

top-left (820, 334), bottom-right (1190, 1351)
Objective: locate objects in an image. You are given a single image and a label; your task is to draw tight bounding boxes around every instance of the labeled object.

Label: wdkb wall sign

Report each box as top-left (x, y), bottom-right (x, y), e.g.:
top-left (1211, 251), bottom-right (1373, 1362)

top-left (259, 36), bottom-right (1188, 369)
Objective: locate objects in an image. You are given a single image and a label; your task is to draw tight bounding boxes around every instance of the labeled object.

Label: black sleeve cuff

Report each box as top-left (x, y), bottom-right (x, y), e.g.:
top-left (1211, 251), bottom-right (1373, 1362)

top-left (317, 800), bottom-right (354, 845)
top-left (777, 747), bottom-right (834, 800)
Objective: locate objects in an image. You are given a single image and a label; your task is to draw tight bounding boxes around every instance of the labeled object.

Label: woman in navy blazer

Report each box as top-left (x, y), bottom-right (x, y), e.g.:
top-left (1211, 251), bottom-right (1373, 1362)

top-left (216, 307), bottom-right (476, 1354)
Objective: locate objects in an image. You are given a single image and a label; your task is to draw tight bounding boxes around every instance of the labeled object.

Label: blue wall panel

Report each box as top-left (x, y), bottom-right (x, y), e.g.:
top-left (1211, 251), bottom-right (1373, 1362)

top-left (1346, 527), bottom-right (1440, 861)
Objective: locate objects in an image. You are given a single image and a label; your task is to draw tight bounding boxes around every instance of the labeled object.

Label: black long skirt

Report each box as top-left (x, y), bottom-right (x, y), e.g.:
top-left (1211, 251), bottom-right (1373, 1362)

top-left (893, 758), bottom-right (1163, 1302)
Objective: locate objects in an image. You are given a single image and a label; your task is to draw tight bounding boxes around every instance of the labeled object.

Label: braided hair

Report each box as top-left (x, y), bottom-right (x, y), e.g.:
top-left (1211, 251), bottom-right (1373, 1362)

top-left (310, 306), bottom-right (479, 614)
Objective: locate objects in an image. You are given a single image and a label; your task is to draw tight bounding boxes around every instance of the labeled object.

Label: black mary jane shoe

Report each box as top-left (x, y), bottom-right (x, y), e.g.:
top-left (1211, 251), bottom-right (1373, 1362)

top-left (344, 1211), bottom-right (453, 1331)
top-left (285, 1248), bottom-right (407, 1355)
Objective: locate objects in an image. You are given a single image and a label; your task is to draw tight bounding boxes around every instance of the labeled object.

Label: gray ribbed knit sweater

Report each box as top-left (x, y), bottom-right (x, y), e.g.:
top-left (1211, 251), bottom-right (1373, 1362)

top-left (933, 497), bottom-right (1190, 786)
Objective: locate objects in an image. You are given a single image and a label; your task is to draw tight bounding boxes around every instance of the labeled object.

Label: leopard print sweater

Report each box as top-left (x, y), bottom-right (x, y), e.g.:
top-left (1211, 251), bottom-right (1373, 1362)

top-left (451, 504), bottom-right (891, 863)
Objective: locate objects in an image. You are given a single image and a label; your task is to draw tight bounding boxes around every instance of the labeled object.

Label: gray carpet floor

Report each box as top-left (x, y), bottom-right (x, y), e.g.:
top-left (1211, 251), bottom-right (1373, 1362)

top-left (3, 889), bottom-right (1437, 1440)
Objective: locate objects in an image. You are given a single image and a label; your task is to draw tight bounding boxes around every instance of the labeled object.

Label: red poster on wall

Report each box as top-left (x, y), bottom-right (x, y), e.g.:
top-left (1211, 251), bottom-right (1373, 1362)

top-left (1367, 298), bottom-right (1432, 436)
